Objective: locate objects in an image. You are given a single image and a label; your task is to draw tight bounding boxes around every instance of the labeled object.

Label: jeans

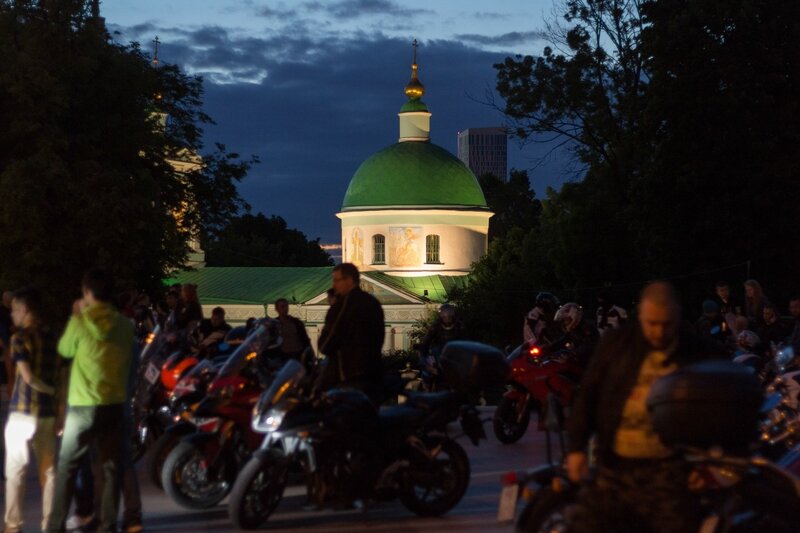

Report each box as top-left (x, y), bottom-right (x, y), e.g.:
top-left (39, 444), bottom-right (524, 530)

top-left (46, 404), bottom-right (124, 533)
top-left (4, 412), bottom-right (56, 531)
top-left (567, 456), bottom-right (700, 533)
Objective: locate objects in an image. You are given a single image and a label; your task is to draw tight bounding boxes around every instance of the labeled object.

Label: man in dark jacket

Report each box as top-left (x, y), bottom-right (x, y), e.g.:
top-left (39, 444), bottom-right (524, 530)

top-left (318, 263), bottom-right (385, 403)
top-left (565, 281), bottom-right (725, 532)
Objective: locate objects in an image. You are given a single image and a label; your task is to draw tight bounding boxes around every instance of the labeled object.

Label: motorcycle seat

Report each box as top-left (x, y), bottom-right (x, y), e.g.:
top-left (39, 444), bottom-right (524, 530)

top-left (403, 390), bottom-right (460, 411)
top-left (378, 405), bottom-right (428, 430)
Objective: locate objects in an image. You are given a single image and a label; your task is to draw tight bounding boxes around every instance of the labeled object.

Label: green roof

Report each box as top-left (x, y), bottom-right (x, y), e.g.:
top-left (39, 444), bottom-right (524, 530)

top-left (166, 267), bottom-right (334, 306)
top-left (365, 272), bottom-right (471, 303)
top-left (400, 99), bottom-right (430, 113)
top-left (342, 142), bottom-right (488, 211)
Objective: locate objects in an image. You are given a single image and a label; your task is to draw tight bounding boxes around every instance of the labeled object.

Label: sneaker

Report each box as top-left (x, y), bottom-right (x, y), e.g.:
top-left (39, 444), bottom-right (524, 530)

top-left (66, 513), bottom-right (95, 530)
top-left (124, 522), bottom-right (144, 533)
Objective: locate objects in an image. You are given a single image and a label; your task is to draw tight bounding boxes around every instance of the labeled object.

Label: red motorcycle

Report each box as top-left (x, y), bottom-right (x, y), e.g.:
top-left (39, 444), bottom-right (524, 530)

top-left (161, 320), bottom-right (281, 510)
top-left (493, 341), bottom-right (583, 444)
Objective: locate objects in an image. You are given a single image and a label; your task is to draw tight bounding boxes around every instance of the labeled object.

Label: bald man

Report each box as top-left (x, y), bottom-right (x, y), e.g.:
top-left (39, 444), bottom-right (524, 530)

top-left (565, 281), bottom-right (725, 532)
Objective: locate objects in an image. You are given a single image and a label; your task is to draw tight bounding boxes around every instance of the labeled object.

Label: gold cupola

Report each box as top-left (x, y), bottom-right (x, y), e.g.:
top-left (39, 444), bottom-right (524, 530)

top-left (398, 40), bottom-right (431, 142)
top-left (404, 40), bottom-right (425, 100)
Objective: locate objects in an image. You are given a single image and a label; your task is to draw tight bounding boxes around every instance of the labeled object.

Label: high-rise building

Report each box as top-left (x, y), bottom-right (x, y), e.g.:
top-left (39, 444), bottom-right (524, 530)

top-left (457, 127), bottom-right (507, 181)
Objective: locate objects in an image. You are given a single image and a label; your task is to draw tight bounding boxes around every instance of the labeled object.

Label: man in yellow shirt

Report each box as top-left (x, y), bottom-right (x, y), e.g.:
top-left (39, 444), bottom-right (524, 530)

top-left (565, 281), bottom-right (724, 532)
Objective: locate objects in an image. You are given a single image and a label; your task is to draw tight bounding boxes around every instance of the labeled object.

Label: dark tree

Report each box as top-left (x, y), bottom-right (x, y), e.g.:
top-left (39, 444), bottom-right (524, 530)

top-left (479, 169), bottom-right (542, 242)
top-left (0, 1), bottom-right (254, 319)
top-left (204, 213), bottom-right (333, 267)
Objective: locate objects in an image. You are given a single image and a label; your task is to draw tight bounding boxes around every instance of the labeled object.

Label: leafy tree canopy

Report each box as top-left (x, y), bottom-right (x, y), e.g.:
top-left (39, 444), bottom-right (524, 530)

top-left (203, 213), bottom-right (332, 267)
top-left (479, 169), bottom-right (542, 242)
top-left (0, 0), bottom-right (255, 320)
top-left (458, 0), bottom-right (800, 345)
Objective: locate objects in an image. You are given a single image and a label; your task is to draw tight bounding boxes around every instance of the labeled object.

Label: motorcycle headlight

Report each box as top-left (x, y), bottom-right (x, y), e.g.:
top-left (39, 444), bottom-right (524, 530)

top-left (253, 406), bottom-right (286, 433)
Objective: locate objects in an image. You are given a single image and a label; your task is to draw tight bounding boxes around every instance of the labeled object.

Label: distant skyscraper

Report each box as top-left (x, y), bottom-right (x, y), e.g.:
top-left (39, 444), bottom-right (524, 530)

top-left (457, 127), bottom-right (507, 181)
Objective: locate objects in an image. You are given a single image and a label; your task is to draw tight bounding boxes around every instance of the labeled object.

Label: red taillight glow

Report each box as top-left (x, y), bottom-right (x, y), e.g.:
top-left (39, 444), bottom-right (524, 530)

top-left (501, 471), bottom-right (519, 486)
top-left (529, 346), bottom-right (541, 356)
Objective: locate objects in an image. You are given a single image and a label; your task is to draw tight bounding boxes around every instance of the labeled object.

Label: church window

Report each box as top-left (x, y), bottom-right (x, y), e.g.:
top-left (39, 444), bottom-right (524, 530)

top-left (373, 234), bottom-right (386, 264)
top-left (425, 234), bottom-right (440, 264)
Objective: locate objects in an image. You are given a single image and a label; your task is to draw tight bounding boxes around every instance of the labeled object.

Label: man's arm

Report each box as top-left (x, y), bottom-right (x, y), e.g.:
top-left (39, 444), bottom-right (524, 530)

top-left (57, 315), bottom-right (81, 360)
top-left (15, 360), bottom-right (55, 395)
top-left (566, 330), bottom-right (617, 454)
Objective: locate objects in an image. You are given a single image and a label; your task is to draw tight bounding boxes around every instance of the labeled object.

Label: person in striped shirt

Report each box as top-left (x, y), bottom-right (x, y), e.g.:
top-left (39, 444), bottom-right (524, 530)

top-left (3, 286), bottom-right (60, 533)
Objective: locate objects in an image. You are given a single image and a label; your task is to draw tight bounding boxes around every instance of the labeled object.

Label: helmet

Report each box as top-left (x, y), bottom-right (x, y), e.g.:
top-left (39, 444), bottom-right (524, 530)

top-left (736, 330), bottom-right (760, 349)
top-left (535, 292), bottom-right (560, 315)
top-left (555, 303), bottom-right (583, 332)
top-left (439, 303), bottom-right (456, 326)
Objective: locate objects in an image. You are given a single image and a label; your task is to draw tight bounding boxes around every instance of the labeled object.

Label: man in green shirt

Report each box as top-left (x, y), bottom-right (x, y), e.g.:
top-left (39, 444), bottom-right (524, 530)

top-left (46, 269), bottom-right (133, 533)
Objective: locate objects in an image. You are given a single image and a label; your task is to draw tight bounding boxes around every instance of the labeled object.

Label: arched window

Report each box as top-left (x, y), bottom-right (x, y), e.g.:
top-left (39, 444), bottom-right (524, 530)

top-left (425, 234), bottom-right (440, 264)
top-left (372, 234), bottom-right (386, 264)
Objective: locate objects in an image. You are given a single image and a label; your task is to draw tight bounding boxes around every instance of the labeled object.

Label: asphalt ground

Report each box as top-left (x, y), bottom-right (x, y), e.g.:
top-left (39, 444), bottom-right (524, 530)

top-left (1, 404), bottom-right (552, 532)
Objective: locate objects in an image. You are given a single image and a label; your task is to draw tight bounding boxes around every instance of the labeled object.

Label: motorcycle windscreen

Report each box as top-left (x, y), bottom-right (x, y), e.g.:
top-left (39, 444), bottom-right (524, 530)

top-left (255, 359), bottom-right (306, 415)
top-left (215, 320), bottom-right (276, 379)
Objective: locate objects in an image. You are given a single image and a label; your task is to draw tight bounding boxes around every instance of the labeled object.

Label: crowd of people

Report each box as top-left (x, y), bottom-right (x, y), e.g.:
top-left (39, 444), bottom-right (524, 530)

top-left (0, 264), bottom-right (797, 532)
top-left (0, 262), bottom-right (386, 533)
top-left (522, 278), bottom-right (800, 364)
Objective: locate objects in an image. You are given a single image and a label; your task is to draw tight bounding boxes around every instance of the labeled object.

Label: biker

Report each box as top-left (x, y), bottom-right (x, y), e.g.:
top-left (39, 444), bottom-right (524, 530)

top-left (197, 306), bottom-right (232, 357)
top-left (419, 303), bottom-right (464, 359)
top-left (523, 292), bottom-right (561, 346)
top-left (566, 281), bottom-right (726, 532)
top-left (595, 292), bottom-right (628, 334)
top-left (549, 303), bottom-right (599, 367)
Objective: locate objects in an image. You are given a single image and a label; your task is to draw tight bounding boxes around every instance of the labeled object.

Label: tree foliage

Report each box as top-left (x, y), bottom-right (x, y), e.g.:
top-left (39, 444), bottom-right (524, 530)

top-left (0, 1), bottom-right (254, 319)
top-left (479, 169), bottom-right (542, 242)
top-left (458, 0), bottom-right (800, 345)
top-left (204, 213), bottom-right (332, 267)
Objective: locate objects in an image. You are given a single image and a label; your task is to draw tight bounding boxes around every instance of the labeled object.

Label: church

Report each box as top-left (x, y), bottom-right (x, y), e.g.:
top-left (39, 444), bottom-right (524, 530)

top-left (170, 47), bottom-right (493, 350)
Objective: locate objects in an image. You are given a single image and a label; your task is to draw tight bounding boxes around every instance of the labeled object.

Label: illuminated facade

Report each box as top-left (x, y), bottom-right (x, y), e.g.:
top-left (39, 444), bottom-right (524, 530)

top-left (338, 51), bottom-right (492, 276)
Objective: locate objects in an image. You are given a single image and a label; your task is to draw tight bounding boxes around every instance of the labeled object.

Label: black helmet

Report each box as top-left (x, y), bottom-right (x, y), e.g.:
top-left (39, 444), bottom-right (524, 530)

top-left (535, 292), bottom-right (560, 314)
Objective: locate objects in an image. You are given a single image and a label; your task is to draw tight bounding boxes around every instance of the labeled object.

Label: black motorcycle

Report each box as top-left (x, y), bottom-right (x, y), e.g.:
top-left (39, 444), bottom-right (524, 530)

top-left (228, 341), bottom-right (508, 530)
top-left (509, 361), bottom-right (800, 532)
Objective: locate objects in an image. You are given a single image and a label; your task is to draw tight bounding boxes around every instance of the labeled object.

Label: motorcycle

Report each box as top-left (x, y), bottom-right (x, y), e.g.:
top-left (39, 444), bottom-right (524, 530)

top-left (507, 361), bottom-right (800, 532)
top-left (160, 319), bottom-right (281, 509)
top-left (227, 340), bottom-right (508, 530)
top-left (493, 341), bottom-right (582, 444)
top-left (147, 357), bottom-right (224, 489)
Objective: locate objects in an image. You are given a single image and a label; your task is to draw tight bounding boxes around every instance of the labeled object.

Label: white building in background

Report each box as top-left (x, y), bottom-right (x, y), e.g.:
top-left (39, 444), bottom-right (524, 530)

top-left (457, 126), bottom-right (508, 181)
top-left (171, 45), bottom-right (493, 350)
top-left (339, 51), bottom-right (493, 277)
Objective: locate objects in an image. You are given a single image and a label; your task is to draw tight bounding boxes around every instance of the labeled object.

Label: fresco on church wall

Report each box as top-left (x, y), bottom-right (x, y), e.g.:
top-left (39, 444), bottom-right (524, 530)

top-left (349, 228), bottom-right (364, 267)
top-left (389, 227), bottom-right (422, 266)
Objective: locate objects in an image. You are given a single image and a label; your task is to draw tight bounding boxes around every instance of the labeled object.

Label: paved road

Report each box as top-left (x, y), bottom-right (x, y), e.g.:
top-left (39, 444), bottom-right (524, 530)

top-left (6, 411), bottom-right (553, 532)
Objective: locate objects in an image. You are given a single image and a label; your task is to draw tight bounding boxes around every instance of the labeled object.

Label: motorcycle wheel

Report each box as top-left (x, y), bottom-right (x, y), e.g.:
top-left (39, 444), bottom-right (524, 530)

top-left (400, 438), bottom-right (470, 517)
top-left (516, 486), bottom-right (578, 533)
top-left (493, 396), bottom-right (530, 444)
top-left (149, 427), bottom-right (194, 490)
top-left (228, 449), bottom-right (289, 530)
top-left (162, 440), bottom-right (232, 510)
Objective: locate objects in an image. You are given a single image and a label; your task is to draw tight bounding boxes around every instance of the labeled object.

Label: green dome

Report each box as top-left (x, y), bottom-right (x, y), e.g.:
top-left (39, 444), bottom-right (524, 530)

top-left (400, 99), bottom-right (429, 113)
top-left (342, 142), bottom-right (488, 211)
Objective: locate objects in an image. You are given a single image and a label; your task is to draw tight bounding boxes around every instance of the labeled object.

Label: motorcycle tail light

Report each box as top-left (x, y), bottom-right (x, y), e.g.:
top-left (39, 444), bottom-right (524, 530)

top-left (529, 346), bottom-right (541, 357)
top-left (501, 471), bottom-right (518, 486)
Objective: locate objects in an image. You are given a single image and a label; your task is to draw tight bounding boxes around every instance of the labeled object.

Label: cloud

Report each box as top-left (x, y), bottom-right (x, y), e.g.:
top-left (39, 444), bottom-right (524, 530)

top-left (109, 24), bottom-right (571, 241)
top-left (455, 31), bottom-right (547, 47)
top-left (472, 11), bottom-right (511, 20)
top-left (302, 0), bottom-right (434, 20)
top-left (256, 5), bottom-right (299, 20)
